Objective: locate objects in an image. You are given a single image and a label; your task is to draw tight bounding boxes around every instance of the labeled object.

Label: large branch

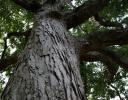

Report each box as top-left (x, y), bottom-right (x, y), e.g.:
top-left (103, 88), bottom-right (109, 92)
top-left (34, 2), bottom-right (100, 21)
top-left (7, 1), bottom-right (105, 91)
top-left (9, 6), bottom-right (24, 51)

top-left (99, 48), bottom-right (128, 69)
top-left (80, 47), bottom-right (128, 81)
top-left (80, 50), bottom-right (120, 69)
top-left (94, 14), bottom-right (123, 28)
top-left (0, 53), bottom-right (18, 71)
top-left (12, 0), bottom-right (41, 12)
top-left (80, 51), bottom-right (104, 61)
top-left (78, 28), bottom-right (128, 52)
top-left (80, 51), bottom-right (118, 83)
top-left (7, 29), bottom-right (31, 38)
top-left (64, 0), bottom-right (109, 29)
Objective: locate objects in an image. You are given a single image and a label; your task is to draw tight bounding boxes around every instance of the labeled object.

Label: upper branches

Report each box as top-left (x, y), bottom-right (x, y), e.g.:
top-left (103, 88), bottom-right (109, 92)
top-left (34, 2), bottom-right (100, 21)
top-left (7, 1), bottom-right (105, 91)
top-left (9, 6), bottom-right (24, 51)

top-left (64, 0), bottom-right (110, 29)
top-left (12, 0), bottom-right (41, 12)
top-left (94, 14), bottom-right (123, 28)
top-left (12, 0), bottom-right (71, 12)
top-left (78, 28), bottom-right (128, 52)
top-left (12, 0), bottom-right (110, 28)
top-left (77, 28), bottom-right (128, 75)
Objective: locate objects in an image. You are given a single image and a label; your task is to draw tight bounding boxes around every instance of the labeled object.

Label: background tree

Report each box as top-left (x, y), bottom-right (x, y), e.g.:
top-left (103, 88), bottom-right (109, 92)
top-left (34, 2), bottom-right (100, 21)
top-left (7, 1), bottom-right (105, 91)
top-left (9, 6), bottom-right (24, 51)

top-left (0, 0), bottom-right (128, 99)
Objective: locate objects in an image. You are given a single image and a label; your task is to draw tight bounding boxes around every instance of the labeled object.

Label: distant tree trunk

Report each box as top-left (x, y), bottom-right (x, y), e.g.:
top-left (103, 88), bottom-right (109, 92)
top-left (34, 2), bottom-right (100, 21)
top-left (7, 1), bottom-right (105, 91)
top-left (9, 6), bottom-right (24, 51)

top-left (1, 1), bottom-right (85, 100)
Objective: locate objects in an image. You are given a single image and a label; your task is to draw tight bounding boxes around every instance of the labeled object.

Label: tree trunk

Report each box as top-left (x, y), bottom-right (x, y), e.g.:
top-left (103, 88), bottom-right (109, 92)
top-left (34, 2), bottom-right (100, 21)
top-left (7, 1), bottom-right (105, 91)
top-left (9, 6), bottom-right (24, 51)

top-left (1, 5), bottom-right (86, 100)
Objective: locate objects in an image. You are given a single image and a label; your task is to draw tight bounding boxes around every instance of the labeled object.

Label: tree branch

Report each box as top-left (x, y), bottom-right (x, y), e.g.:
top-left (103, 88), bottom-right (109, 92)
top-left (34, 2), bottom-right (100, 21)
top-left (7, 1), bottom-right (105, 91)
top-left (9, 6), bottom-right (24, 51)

top-left (1, 38), bottom-right (8, 59)
top-left (12, 0), bottom-right (41, 12)
top-left (7, 29), bottom-right (31, 38)
top-left (80, 47), bottom-right (128, 83)
top-left (78, 28), bottom-right (128, 52)
top-left (80, 47), bottom-right (128, 68)
top-left (64, 0), bottom-right (109, 29)
top-left (0, 29), bottom-right (31, 72)
top-left (100, 48), bottom-right (128, 70)
top-left (94, 14), bottom-right (123, 28)
top-left (80, 51), bottom-right (118, 83)
top-left (110, 84), bottom-right (123, 100)
top-left (0, 53), bottom-right (18, 72)
top-left (80, 51), bottom-right (103, 61)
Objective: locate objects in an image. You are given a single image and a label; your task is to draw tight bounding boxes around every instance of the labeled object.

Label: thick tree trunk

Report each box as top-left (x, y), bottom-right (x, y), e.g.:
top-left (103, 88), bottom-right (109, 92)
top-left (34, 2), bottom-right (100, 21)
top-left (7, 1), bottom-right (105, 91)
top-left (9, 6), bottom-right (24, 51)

top-left (1, 8), bottom-right (85, 100)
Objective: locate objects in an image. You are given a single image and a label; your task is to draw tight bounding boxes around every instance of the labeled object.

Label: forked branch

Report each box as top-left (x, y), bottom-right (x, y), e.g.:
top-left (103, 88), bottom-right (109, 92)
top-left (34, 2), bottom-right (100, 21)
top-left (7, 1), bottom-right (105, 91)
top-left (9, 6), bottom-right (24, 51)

top-left (78, 28), bottom-right (128, 52)
top-left (64, 0), bottom-right (109, 29)
top-left (80, 51), bottom-right (119, 81)
top-left (80, 47), bottom-right (128, 82)
top-left (12, 0), bottom-right (41, 12)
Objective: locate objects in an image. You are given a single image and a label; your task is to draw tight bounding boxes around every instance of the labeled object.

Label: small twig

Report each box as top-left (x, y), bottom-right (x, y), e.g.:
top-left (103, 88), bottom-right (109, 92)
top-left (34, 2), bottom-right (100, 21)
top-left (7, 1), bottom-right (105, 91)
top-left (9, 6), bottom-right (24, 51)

top-left (77, 25), bottom-right (89, 36)
top-left (1, 37), bottom-right (8, 59)
top-left (110, 84), bottom-right (124, 100)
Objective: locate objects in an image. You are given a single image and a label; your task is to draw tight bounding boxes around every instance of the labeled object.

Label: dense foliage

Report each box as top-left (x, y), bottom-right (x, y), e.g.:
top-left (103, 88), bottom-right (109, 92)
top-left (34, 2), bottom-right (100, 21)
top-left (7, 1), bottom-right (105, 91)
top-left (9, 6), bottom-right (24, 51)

top-left (0, 0), bottom-right (128, 99)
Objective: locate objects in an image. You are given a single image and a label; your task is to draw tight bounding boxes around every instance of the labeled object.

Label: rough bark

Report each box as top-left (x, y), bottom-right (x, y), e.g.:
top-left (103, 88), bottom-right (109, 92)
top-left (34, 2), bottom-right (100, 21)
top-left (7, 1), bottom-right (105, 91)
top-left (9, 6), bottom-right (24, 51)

top-left (1, 4), bottom-right (85, 100)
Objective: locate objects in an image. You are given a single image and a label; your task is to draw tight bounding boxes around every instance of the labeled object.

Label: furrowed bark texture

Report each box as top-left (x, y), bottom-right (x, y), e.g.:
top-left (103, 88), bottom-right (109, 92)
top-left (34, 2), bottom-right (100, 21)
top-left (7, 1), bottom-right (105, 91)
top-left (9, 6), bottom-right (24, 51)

top-left (1, 10), bottom-right (85, 100)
